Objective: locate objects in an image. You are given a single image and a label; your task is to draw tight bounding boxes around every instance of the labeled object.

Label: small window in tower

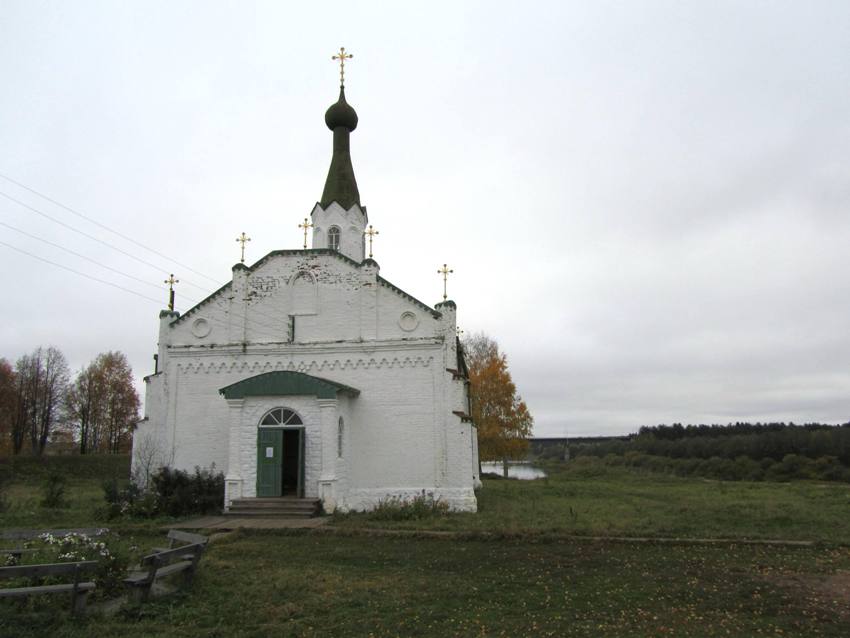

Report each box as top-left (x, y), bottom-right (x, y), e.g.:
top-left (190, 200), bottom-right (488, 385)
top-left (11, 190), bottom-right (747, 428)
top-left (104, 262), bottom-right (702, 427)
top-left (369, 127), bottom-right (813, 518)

top-left (328, 226), bottom-right (341, 251)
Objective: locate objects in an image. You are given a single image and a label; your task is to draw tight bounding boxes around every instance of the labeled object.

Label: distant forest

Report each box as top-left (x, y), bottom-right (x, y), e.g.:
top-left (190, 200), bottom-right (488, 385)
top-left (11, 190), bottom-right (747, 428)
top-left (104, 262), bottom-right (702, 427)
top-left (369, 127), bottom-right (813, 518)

top-left (564, 422), bottom-right (850, 483)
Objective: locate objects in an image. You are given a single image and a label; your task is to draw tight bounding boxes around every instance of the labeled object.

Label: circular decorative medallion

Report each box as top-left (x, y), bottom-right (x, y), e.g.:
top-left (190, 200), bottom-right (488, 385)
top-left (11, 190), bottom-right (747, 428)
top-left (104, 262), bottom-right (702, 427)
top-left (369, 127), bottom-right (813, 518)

top-left (191, 317), bottom-right (212, 338)
top-left (398, 311), bottom-right (419, 332)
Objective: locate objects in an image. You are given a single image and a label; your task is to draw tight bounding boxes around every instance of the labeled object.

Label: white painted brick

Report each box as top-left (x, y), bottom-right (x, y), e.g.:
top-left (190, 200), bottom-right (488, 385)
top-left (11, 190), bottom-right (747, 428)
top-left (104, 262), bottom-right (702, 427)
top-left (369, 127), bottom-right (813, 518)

top-left (133, 251), bottom-right (478, 513)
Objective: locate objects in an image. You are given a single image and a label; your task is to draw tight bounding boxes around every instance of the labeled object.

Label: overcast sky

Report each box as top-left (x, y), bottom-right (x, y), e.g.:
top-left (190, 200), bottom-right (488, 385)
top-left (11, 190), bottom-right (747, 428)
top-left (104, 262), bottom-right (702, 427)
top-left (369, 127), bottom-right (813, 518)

top-left (1, 1), bottom-right (848, 437)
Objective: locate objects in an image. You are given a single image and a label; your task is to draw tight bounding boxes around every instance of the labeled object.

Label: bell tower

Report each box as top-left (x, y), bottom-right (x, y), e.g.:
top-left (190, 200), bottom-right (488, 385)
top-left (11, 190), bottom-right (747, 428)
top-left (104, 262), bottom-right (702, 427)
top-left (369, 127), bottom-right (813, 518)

top-left (310, 47), bottom-right (367, 262)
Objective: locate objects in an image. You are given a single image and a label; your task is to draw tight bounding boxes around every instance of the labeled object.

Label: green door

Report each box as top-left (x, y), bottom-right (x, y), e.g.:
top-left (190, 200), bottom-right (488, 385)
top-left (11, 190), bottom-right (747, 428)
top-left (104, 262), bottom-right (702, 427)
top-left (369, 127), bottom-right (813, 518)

top-left (257, 429), bottom-right (283, 497)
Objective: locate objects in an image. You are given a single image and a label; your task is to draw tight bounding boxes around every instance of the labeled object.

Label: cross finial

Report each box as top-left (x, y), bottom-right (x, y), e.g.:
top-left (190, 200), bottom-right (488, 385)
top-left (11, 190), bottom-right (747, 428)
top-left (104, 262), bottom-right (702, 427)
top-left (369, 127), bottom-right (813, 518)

top-left (332, 46), bottom-right (353, 87)
top-left (298, 218), bottom-right (314, 250)
top-left (235, 232), bottom-right (251, 264)
top-left (437, 263), bottom-right (454, 301)
top-left (364, 225), bottom-right (379, 259)
top-left (164, 273), bottom-right (179, 311)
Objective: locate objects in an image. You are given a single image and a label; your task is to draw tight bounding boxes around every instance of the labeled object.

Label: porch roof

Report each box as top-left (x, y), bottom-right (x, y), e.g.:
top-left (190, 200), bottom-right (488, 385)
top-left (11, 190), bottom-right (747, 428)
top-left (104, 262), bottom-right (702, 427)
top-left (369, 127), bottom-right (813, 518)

top-left (218, 371), bottom-right (360, 400)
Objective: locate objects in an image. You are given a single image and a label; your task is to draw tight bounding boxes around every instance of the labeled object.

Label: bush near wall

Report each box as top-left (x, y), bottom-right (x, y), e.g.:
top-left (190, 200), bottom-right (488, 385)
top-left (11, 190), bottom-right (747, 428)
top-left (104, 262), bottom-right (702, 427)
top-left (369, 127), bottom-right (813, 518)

top-left (102, 465), bottom-right (225, 519)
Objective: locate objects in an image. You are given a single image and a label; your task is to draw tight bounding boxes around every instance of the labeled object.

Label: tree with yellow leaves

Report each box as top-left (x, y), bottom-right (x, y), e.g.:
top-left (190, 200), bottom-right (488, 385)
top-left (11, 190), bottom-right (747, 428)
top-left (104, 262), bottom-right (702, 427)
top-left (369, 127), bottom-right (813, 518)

top-left (462, 333), bottom-right (533, 476)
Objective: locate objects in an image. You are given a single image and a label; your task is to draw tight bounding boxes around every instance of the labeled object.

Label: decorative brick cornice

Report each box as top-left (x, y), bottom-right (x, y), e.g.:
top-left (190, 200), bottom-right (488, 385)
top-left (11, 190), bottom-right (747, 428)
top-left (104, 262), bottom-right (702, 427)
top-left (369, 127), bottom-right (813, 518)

top-left (175, 355), bottom-right (435, 375)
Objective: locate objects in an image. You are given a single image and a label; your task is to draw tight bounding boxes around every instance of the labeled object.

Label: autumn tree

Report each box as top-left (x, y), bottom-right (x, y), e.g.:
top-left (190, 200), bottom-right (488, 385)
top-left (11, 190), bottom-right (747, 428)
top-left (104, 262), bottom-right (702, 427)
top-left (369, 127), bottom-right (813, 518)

top-left (66, 351), bottom-right (140, 454)
top-left (462, 333), bottom-right (533, 474)
top-left (12, 346), bottom-right (69, 455)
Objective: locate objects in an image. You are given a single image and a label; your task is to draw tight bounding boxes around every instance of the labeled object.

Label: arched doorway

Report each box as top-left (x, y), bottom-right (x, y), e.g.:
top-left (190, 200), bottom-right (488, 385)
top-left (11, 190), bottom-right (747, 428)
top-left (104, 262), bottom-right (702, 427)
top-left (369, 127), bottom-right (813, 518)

top-left (257, 408), bottom-right (305, 497)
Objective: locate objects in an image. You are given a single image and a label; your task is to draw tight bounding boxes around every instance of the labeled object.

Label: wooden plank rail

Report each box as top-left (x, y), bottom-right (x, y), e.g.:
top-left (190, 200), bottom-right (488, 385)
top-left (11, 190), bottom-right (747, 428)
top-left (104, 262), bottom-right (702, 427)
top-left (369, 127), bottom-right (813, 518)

top-left (123, 530), bottom-right (208, 603)
top-left (0, 528), bottom-right (108, 542)
top-left (0, 560), bottom-right (98, 615)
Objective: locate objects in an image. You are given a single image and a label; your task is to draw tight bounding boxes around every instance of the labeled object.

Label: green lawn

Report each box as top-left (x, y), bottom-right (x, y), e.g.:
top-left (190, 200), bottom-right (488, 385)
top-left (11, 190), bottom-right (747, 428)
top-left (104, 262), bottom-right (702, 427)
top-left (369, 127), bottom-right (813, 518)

top-left (334, 459), bottom-right (850, 543)
top-left (2, 531), bottom-right (849, 638)
top-left (2, 456), bottom-right (849, 637)
top-left (4, 456), bottom-right (849, 542)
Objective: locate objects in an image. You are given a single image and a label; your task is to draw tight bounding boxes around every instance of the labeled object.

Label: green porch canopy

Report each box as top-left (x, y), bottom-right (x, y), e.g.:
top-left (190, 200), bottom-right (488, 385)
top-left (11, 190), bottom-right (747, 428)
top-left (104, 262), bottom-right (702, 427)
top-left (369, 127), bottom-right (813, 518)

top-left (219, 371), bottom-right (360, 400)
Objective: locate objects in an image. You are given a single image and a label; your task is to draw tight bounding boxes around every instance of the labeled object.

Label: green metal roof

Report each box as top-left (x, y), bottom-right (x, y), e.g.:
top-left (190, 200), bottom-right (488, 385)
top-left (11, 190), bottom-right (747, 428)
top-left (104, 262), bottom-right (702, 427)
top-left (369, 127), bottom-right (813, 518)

top-left (218, 371), bottom-right (360, 400)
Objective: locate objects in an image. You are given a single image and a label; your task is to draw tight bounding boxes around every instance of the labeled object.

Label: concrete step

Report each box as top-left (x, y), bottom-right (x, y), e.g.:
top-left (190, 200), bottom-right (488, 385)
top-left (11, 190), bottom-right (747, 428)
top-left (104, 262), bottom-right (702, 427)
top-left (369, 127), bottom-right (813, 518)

top-left (223, 509), bottom-right (316, 518)
top-left (233, 498), bottom-right (319, 507)
top-left (225, 498), bottom-right (321, 518)
top-left (229, 503), bottom-right (317, 511)
top-left (231, 498), bottom-right (318, 505)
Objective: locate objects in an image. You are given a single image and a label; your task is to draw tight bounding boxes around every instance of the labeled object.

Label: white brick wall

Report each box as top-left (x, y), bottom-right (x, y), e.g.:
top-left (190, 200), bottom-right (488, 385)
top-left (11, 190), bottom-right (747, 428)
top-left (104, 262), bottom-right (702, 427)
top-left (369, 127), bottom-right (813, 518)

top-left (133, 250), bottom-right (478, 513)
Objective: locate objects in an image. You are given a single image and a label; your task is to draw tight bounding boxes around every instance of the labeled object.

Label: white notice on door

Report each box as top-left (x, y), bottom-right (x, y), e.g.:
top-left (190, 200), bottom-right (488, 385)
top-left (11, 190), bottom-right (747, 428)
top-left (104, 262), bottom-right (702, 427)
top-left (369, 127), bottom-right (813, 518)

top-left (265, 447), bottom-right (274, 458)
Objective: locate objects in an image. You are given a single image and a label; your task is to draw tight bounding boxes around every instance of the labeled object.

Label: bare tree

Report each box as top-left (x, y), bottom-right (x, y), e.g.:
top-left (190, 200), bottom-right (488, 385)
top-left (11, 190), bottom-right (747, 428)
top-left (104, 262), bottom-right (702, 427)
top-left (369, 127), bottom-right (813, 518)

top-left (12, 347), bottom-right (69, 456)
top-left (131, 431), bottom-right (173, 487)
top-left (12, 352), bottom-right (39, 455)
top-left (0, 359), bottom-right (15, 454)
top-left (33, 347), bottom-right (69, 455)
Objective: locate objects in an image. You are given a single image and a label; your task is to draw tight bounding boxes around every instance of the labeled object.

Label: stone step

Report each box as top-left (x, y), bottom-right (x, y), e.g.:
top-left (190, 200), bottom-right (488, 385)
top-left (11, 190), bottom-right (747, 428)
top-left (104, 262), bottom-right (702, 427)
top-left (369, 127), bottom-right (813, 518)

top-left (223, 509), bottom-right (316, 518)
top-left (227, 508), bottom-right (318, 516)
top-left (226, 498), bottom-right (321, 518)
top-left (230, 501), bottom-right (317, 510)
top-left (233, 496), bottom-right (319, 503)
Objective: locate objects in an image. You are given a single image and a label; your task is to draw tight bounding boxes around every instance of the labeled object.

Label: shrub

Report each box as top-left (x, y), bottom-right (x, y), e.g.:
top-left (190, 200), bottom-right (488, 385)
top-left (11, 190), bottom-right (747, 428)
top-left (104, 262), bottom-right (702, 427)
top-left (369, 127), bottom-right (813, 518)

top-left (36, 530), bottom-right (132, 597)
top-left (151, 465), bottom-right (224, 517)
top-left (40, 472), bottom-right (66, 508)
top-left (813, 456), bottom-right (849, 481)
top-left (101, 478), bottom-right (157, 519)
top-left (368, 491), bottom-right (450, 521)
top-left (101, 464), bottom-right (224, 519)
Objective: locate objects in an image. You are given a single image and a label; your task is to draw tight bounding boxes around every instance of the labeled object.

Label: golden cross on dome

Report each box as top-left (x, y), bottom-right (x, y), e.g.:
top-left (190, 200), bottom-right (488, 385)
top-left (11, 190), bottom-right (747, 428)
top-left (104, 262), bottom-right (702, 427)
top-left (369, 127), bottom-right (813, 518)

top-left (298, 218), bottom-right (313, 250)
top-left (164, 273), bottom-right (179, 311)
top-left (437, 263), bottom-right (454, 301)
top-left (364, 225), bottom-right (379, 258)
top-left (332, 46), bottom-right (353, 87)
top-left (235, 232), bottom-right (251, 264)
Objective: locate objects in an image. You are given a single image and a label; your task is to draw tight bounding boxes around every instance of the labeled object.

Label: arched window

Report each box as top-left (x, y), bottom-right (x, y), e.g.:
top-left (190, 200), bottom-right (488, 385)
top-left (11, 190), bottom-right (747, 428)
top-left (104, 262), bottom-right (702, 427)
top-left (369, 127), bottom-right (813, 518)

top-left (337, 416), bottom-right (344, 457)
top-left (328, 226), bottom-right (341, 251)
top-left (261, 408), bottom-right (303, 426)
top-left (291, 271), bottom-right (317, 315)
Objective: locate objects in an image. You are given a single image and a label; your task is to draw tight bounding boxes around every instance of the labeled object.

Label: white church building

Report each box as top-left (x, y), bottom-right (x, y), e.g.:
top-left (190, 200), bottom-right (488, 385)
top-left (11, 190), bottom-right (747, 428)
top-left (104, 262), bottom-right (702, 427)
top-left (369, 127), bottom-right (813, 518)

top-left (132, 71), bottom-right (480, 513)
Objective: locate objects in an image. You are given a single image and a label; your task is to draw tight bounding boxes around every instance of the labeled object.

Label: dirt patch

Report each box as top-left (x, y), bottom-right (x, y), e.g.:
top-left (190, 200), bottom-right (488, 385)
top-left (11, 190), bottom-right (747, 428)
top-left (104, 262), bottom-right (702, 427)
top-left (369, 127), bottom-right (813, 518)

top-left (770, 570), bottom-right (850, 621)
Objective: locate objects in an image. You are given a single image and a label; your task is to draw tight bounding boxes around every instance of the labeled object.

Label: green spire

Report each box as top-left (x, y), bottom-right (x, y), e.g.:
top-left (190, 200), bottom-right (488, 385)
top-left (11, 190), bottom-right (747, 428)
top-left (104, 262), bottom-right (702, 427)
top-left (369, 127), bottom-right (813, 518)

top-left (320, 87), bottom-right (360, 210)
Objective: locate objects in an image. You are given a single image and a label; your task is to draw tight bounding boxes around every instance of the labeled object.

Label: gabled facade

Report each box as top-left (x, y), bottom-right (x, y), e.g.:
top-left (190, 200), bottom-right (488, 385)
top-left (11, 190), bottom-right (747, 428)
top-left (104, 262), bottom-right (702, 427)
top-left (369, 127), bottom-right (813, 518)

top-left (132, 82), bottom-right (480, 513)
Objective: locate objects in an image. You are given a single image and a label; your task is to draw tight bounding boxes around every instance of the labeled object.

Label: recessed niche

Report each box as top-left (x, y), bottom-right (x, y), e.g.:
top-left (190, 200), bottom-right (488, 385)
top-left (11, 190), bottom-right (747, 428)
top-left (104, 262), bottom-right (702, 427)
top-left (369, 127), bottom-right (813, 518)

top-left (191, 317), bottom-right (212, 338)
top-left (399, 311), bottom-right (418, 332)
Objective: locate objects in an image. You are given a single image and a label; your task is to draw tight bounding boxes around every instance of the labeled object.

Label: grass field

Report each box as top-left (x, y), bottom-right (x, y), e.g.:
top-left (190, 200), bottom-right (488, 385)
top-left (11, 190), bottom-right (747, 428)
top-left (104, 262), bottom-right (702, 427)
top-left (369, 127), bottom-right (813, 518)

top-left (2, 531), bottom-right (848, 638)
top-left (333, 459), bottom-right (850, 543)
top-left (2, 455), bottom-right (849, 636)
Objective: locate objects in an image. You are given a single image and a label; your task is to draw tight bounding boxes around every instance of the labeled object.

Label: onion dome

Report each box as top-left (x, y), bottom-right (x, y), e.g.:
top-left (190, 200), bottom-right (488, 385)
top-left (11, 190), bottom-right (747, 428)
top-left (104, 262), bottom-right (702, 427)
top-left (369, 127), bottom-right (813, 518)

top-left (325, 88), bottom-right (358, 132)
top-left (320, 87), bottom-right (361, 209)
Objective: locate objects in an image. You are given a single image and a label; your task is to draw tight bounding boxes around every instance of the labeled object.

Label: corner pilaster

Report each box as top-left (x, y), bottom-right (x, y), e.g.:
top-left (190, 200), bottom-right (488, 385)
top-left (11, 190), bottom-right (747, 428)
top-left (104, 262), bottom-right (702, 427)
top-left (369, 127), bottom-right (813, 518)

top-left (229, 263), bottom-right (249, 343)
top-left (317, 397), bottom-right (339, 512)
top-left (359, 258), bottom-right (379, 340)
top-left (224, 398), bottom-right (245, 509)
